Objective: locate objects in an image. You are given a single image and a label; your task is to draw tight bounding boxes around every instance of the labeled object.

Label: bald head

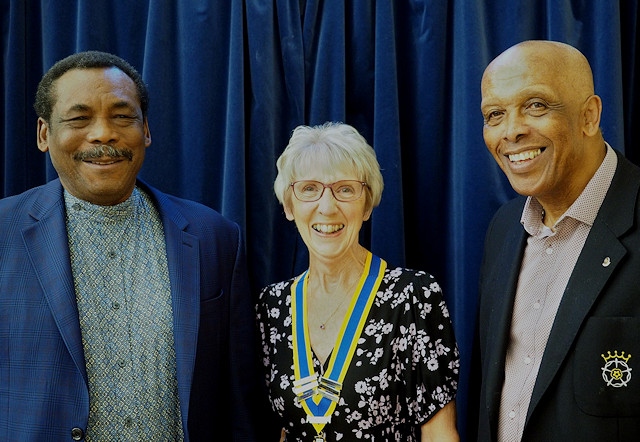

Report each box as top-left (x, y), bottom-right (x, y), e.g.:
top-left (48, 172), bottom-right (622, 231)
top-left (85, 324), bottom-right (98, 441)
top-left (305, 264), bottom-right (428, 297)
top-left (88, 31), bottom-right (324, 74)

top-left (482, 40), bottom-right (595, 108)
top-left (480, 40), bottom-right (605, 220)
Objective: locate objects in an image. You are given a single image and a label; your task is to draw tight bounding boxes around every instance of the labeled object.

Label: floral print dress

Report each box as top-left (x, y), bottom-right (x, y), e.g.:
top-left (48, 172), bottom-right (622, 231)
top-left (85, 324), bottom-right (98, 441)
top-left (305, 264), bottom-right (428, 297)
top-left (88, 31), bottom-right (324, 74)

top-left (256, 266), bottom-right (459, 441)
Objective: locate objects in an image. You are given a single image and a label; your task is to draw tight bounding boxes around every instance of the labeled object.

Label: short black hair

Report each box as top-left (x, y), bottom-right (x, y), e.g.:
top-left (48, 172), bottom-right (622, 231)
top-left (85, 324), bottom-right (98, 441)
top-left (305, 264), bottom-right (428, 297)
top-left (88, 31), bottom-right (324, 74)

top-left (34, 50), bottom-right (149, 123)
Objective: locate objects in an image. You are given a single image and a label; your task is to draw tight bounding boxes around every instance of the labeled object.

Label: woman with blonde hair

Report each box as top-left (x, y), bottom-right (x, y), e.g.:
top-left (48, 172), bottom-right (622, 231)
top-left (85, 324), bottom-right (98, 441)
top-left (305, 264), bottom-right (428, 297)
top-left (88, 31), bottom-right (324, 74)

top-left (256, 122), bottom-right (460, 441)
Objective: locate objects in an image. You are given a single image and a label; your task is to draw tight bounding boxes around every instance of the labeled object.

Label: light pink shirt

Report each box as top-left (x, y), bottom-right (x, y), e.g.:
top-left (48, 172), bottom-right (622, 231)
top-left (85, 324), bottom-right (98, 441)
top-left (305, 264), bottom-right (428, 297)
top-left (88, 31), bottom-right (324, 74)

top-left (497, 144), bottom-right (617, 442)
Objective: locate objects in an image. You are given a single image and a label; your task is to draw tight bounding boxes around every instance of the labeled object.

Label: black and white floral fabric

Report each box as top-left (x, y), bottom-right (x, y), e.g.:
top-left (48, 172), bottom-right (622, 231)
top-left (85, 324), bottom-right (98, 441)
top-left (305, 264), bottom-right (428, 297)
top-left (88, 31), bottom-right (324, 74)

top-left (256, 267), bottom-right (459, 441)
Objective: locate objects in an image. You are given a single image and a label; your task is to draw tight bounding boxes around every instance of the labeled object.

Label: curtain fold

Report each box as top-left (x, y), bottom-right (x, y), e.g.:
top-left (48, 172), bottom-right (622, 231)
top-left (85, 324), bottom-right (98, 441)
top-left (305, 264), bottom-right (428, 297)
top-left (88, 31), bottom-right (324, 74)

top-left (3, 1), bottom-right (638, 439)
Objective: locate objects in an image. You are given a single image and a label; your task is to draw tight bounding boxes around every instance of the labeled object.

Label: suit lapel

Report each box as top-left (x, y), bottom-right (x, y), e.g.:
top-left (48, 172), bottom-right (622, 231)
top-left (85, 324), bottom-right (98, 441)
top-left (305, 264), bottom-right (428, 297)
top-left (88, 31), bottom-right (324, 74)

top-left (527, 223), bottom-right (626, 417)
top-left (483, 202), bottom-right (528, 433)
top-left (143, 183), bottom-right (200, 429)
top-left (527, 153), bottom-right (640, 421)
top-left (21, 180), bottom-right (88, 383)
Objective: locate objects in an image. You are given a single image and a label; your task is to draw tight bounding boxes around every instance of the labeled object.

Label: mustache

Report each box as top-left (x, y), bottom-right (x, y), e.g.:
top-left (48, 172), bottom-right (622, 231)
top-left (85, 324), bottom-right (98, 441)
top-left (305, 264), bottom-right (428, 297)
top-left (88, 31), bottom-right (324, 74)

top-left (73, 145), bottom-right (134, 161)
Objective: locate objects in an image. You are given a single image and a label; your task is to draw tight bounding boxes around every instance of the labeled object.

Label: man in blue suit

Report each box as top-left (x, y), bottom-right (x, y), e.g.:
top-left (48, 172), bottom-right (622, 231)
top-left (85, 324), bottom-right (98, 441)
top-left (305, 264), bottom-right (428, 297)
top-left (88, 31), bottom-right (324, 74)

top-left (0, 51), bottom-right (262, 441)
top-left (472, 40), bottom-right (640, 441)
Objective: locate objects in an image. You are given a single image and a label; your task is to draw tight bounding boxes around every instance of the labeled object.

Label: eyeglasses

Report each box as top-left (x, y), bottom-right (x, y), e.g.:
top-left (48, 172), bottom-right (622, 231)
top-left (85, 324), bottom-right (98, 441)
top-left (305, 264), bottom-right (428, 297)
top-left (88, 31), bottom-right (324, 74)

top-left (290, 180), bottom-right (367, 202)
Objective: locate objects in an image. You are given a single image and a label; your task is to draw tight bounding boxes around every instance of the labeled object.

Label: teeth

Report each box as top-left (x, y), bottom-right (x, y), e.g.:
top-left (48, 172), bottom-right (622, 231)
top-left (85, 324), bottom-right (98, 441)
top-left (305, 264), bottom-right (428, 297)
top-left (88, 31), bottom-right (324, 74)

top-left (509, 149), bottom-right (541, 162)
top-left (313, 224), bottom-right (344, 233)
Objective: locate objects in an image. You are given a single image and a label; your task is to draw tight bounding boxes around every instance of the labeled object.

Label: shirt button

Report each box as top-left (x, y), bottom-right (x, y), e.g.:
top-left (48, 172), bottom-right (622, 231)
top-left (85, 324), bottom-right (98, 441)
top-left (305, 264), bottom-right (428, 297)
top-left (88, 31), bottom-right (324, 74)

top-left (125, 417), bottom-right (134, 427)
top-left (108, 251), bottom-right (117, 259)
top-left (509, 411), bottom-right (516, 419)
top-left (71, 427), bottom-right (84, 440)
top-left (524, 356), bottom-right (532, 364)
top-left (117, 359), bottom-right (126, 368)
top-left (72, 203), bottom-right (83, 211)
top-left (112, 301), bottom-right (121, 310)
top-left (546, 247), bottom-right (553, 255)
top-left (533, 301), bottom-right (541, 310)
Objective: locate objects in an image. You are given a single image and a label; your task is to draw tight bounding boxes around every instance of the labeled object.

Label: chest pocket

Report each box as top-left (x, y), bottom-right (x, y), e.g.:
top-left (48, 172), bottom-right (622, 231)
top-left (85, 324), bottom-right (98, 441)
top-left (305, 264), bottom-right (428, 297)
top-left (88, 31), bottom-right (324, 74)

top-left (574, 316), bottom-right (640, 416)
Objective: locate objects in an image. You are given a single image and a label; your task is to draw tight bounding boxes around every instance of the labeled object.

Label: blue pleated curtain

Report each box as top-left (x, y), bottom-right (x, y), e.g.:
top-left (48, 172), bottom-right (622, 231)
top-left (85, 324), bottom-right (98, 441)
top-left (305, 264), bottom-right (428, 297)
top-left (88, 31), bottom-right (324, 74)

top-left (2, 1), bottom-right (639, 439)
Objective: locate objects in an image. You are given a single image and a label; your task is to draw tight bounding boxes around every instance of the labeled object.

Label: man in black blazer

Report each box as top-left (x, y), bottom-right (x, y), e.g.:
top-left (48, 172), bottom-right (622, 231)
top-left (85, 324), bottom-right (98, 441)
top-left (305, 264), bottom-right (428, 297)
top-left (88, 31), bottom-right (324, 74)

top-left (472, 40), bottom-right (640, 441)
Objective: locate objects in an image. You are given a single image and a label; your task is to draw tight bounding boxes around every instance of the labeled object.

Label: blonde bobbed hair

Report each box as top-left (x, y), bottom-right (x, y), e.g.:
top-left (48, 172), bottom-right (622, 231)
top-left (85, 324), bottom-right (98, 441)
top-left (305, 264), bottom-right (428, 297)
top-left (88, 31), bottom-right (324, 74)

top-left (274, 122), bottom-right (384, 212)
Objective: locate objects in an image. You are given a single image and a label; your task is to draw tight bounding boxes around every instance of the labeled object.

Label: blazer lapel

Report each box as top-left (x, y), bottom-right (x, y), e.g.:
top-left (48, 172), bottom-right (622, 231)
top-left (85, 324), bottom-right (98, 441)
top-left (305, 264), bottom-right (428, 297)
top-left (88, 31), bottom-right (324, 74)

top-left (483, 204), bottom-right (529, 434)
top-left (144, 183), bottom-right (200, 430)
top-left (527, 153), bottom-right (640, 421)
top-left (21, 180), bottom-right (88, 383)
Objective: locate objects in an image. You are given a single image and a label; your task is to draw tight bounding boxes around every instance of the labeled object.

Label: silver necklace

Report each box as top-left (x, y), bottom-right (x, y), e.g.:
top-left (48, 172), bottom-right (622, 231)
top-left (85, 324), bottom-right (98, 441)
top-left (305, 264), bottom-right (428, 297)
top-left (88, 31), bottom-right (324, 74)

top-left (318, 294), bottom-right (351, 330)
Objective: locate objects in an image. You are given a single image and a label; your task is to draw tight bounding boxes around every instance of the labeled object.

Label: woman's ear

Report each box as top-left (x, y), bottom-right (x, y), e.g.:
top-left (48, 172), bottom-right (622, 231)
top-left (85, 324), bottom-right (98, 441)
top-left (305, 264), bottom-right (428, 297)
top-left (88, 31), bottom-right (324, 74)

top-left (284, 203), bottom-right (294, 221)
top-left (363, 206), bottom-right (373, 222)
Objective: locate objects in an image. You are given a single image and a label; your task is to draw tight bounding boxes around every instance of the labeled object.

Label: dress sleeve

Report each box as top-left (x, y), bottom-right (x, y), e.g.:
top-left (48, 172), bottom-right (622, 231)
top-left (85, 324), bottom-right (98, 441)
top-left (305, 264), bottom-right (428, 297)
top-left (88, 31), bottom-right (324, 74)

top-left (406, 270), bottom-right (460, 423)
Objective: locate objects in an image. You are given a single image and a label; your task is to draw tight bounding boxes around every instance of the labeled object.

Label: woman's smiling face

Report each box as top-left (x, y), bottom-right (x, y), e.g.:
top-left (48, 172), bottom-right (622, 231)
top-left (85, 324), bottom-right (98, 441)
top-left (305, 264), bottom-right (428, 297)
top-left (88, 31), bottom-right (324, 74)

top-left (284, 165), bottom-right (372, 263)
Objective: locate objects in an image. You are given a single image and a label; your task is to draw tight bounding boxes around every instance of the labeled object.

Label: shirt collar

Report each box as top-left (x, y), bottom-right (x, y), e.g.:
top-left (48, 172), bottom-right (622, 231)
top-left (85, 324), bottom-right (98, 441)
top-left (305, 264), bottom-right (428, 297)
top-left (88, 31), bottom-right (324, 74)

top-left (64, 187), bottom-right (141, 223)
top-left (521, 143), bottom-right (617, 235)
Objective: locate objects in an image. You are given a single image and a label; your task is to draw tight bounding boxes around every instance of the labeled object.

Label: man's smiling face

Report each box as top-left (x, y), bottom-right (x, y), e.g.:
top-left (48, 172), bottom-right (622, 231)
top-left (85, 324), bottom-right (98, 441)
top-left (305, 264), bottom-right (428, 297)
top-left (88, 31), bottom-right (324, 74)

top-left (37, 67), bottom-right (151, 206)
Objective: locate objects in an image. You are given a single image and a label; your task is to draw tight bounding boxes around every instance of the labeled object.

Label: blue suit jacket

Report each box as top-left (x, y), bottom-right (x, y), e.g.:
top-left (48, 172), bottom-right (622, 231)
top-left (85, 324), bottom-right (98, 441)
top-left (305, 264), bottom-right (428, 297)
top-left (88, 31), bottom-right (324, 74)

top-left (472, 151), bottom-right (640, 441)
top-left (0, 179), bottom-right (261, 441)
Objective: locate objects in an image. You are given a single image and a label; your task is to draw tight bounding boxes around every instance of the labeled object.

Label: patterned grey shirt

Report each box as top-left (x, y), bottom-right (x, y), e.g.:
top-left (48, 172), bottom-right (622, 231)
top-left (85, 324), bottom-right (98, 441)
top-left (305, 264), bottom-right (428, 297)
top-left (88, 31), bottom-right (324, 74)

top-left (65, 187), bottom-right (184, 441)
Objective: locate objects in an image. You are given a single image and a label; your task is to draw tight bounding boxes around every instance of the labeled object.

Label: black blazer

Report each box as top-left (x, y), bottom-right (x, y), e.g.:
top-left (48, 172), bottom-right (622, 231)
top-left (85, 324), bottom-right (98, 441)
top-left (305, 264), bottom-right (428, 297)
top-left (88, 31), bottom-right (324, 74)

top-left (473, 150), bottom-right (640, 441)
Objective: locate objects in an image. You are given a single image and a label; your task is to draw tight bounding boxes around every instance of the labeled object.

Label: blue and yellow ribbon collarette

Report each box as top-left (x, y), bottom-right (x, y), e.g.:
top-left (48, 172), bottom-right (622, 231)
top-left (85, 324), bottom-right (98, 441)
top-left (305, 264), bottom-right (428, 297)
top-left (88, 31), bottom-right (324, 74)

top-left (291, 252), bottom-right (386, 434)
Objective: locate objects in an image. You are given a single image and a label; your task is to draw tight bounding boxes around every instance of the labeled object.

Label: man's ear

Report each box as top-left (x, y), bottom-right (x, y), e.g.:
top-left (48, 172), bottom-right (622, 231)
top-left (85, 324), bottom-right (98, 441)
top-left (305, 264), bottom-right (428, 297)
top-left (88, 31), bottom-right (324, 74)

top-left (37, 117), bottom-right (50, 152)
top-left (143, 117), bottom-right (152, 147)
top-left (583, 94), bottom-right (602, 137)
